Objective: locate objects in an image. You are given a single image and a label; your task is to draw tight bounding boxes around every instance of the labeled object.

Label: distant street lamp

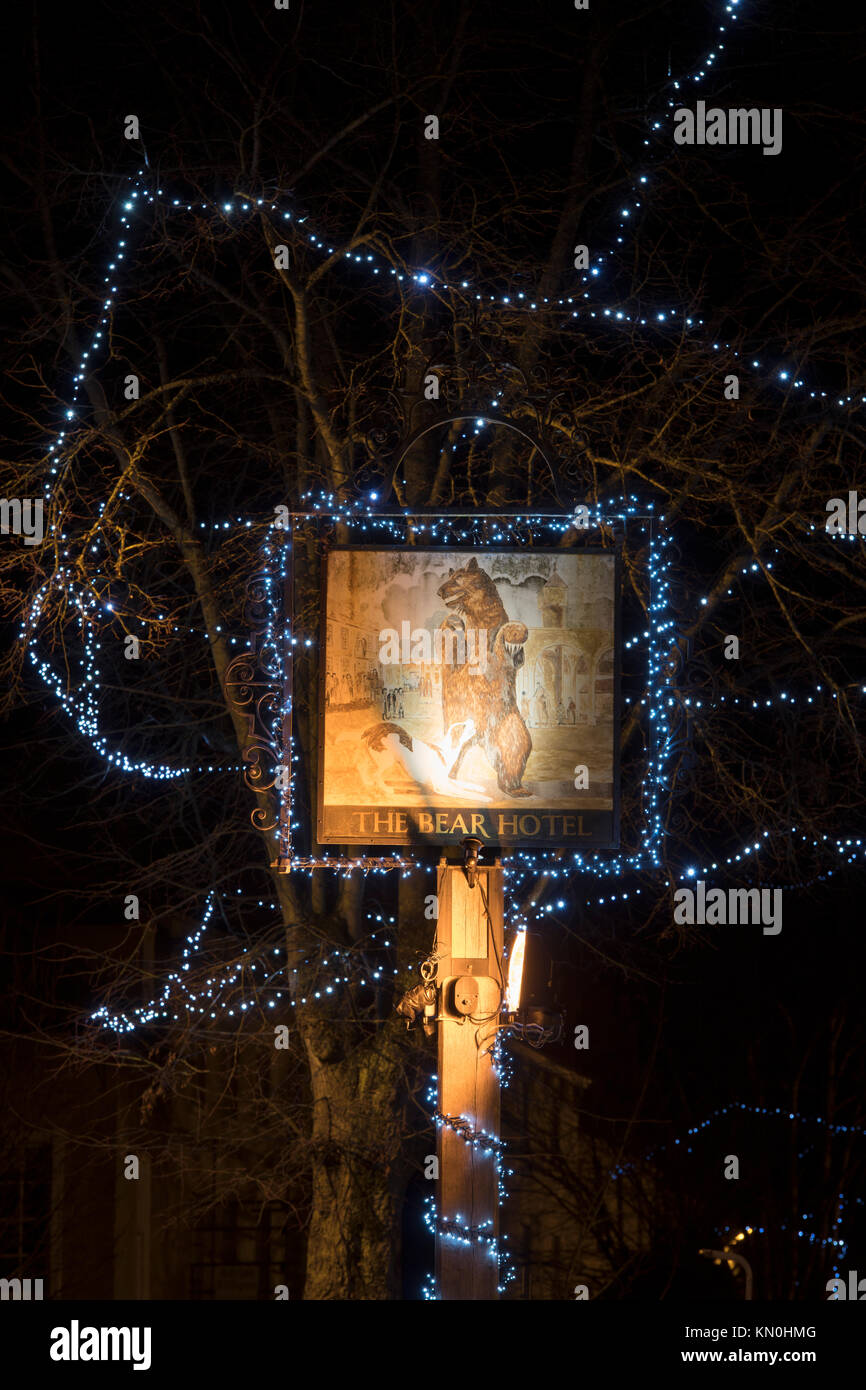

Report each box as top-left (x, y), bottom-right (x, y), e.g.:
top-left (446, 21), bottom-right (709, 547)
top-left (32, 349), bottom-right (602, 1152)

top-left (699, 1246), bottom-right (753, 1300)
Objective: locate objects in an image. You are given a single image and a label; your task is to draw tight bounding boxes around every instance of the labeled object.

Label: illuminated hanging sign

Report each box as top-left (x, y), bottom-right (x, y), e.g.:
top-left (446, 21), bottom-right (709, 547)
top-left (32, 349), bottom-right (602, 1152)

top-left (317, 547), bottom-right (620, 848)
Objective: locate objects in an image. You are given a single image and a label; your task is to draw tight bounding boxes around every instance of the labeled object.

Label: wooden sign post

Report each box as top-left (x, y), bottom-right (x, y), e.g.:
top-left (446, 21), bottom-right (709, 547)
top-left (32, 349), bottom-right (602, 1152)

top-left (434, 853), bottom-right (505, 1300)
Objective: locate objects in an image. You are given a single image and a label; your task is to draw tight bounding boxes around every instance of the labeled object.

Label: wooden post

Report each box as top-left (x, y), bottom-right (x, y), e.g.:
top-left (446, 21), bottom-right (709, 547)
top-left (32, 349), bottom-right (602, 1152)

top-left (435, 856), bottom-right (504, 1300)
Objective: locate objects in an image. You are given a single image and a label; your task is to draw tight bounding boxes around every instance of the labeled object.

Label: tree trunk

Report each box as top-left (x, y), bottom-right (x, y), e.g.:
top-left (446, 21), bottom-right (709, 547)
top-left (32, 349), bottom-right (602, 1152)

top-left (303, 1038), bottom-right (407, 1299)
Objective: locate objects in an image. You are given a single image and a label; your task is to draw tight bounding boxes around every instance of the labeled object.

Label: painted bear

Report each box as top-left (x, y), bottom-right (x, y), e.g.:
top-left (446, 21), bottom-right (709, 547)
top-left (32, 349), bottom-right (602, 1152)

top-left (436, 557), bottom-right (532, 796)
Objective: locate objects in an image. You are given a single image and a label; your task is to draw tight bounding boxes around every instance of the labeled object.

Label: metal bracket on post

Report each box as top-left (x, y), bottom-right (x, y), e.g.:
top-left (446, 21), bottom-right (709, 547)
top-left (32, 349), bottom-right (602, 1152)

top-left (461, 835), bottom-right (483, 889)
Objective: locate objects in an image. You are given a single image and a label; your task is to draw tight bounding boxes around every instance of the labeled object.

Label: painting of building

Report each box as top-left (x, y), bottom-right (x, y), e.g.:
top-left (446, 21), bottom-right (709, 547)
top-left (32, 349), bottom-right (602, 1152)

top-left (318, 548), bottom-right (618, 848)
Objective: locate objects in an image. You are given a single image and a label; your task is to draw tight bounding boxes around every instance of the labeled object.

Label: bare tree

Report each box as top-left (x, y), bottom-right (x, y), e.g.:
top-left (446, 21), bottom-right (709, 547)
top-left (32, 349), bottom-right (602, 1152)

top-left (1, 0), bottom-right (864, 1297)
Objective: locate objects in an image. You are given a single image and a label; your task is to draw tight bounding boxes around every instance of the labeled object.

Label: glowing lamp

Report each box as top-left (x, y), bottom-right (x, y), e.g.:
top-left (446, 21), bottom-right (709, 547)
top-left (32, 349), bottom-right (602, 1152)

top-left (505, 929), bottom-right (526, 1013)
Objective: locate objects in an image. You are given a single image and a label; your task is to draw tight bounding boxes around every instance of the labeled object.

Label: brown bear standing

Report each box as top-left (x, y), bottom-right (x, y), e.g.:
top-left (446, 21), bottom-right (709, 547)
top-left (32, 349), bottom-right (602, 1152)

top-left (436, 557), bottom-right (533, 796)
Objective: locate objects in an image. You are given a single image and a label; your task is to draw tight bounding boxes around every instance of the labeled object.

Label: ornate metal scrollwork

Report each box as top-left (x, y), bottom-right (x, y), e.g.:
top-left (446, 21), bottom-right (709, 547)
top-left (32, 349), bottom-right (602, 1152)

top-left (225, 569), bottom-right (286, 838)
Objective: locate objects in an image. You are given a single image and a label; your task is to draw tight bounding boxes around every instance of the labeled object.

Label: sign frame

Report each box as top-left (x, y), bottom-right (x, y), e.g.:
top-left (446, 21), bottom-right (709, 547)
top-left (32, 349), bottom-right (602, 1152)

top-left (314, 542), bottom-right (622, 852)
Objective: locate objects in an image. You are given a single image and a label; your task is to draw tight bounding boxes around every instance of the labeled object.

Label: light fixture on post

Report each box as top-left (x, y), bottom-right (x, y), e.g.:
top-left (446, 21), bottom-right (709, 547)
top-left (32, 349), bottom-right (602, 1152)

top-left (461, 835), bottom-right (483, 889)
top-left (395, 957), bottom-right (439, 1036)
top-left (505, 928), bottom-right (526, 1016)
top-left (502, 926), bottom-right (564, 1046)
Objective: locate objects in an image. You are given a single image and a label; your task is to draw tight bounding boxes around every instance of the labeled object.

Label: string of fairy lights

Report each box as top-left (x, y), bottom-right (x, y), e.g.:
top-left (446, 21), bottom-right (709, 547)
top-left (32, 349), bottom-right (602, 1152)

top-left (610, 1103), bottom-right (863, 1283)
top-left (712, 1202), bottom-right (859, 1285)
top-left (434, 1113), bottom-right (508, 1158)
top-left (29, 513), bottom-right (860, 795)
top-left (730, 1197), bottom-right (864, 1284)
top-left (81, 493), bottom-right (866, 1025)
top-left (26, 474), bottom-right (865, 887)
top-left (610, 1101), bottom-right (866, 1183)
top-left (90, 887), bottom-right (399, 1034)
top-left (26, 0), bottom-right (864, 808)
top-left (25, 0), bottom-right (865, 1288)
top-left (268, 501), bottom-right (673, 879)
top-left (72, 5), bottom-right (854, 413)
top-left (32, 1), bottom-right (864, 560)
top-left (421, 1053), bottom-right (517, 1298)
